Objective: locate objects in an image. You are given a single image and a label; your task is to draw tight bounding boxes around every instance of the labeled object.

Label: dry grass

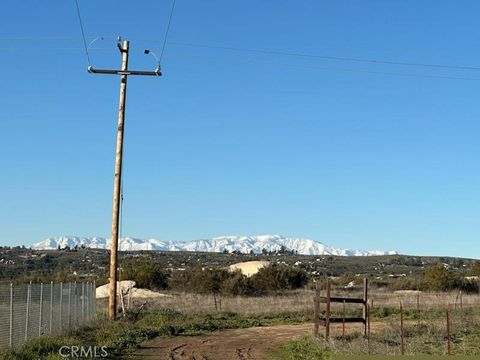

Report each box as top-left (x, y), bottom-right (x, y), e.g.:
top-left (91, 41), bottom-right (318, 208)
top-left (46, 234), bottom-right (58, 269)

top-left (95, 287), bottom-right (480, 357)
top-left (106, 287), bottom-right (479, 318)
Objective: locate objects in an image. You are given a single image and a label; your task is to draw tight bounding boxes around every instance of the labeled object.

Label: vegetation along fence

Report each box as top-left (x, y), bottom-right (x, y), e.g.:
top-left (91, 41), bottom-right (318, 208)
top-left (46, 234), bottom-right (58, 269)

top-left (0, 281), bottom-right (96, 348)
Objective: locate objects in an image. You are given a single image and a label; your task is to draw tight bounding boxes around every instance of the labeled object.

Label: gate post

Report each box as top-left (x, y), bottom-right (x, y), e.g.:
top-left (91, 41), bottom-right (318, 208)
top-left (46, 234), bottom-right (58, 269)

top-left (325, 278), bottom-right (331, 341)
top-left (363, 278), bottom-right (368, 336)
top-left (313, 281), bottom-right (320, 337)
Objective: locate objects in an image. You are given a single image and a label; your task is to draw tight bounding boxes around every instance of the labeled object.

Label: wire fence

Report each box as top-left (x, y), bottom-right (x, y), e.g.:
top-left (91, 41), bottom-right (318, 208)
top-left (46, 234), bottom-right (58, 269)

top-left (0, 281), bottom-right (96, 349)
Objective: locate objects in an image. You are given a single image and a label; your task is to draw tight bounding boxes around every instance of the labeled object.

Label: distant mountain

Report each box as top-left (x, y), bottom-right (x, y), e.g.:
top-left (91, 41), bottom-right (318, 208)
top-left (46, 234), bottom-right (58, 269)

top-left (31, 235), bottom-right (398, 256)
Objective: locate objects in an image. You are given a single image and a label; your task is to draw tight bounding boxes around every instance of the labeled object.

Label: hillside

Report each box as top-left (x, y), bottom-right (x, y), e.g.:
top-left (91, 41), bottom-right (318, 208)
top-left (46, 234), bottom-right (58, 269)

top-left (0, 246), bottom-right (474, 284)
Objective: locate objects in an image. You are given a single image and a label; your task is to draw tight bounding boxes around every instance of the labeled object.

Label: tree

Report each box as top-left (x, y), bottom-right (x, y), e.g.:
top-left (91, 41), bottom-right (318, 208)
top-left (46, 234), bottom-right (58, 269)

top-left (122, 262), bottom-right (168, 290)
top-left (422, 263), bottom-right (460, 291)
top-left (468, 261), bottom-right (480, 276)
top-left (250, 265), bottom-right (308, 291)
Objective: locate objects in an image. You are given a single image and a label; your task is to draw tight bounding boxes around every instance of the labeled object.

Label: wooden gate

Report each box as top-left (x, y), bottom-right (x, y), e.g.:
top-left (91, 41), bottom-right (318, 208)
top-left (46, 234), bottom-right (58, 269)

top-left (313, 278), bottom-right (368, 341)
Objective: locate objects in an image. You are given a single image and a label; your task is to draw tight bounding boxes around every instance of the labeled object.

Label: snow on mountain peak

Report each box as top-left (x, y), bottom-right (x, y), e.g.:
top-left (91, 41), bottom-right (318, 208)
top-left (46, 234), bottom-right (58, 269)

top-left (31, 234), bottom-right (398, 256)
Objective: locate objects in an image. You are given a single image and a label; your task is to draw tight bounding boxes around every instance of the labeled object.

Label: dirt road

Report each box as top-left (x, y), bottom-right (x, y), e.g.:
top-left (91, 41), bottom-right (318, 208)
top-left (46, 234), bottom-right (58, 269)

top-left (127, 322), bottom-right (375, 360)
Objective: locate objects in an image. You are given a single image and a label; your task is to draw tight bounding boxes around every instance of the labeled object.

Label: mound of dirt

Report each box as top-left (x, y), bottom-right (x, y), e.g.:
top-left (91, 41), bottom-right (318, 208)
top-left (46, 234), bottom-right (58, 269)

top-left (96, 280), bottom-right (136, 299)
top-left (96, 280), bottom-right (170, 299)
top-left (131, 288), bottom-right (171, 298)
top-left (228, 260), bottom-right (269, 277)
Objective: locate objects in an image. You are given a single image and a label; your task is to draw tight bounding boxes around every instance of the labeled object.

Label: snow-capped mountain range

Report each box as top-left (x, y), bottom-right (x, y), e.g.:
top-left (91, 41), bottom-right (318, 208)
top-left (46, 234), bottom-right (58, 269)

top-left (31, 235), bottom-right (398, 256)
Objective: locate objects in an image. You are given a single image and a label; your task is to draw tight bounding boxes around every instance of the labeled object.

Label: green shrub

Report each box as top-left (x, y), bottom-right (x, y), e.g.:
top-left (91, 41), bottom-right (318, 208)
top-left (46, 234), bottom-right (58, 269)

top-left (250, 265), bottom-right (308, 292)
top-left (0, 347), bottom-right (16, 360)
top-left (15, 336), bottom-right (77, 360)
top-left (270, 336), bottom-right (332, 360)
top-left (121, 262), bottom-right (168, 290)
top-left (468, 261), bottom-right (480, 276)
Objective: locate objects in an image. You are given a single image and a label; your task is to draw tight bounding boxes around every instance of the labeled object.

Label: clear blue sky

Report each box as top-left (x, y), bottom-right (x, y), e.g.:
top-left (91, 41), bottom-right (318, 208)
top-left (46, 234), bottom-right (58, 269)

top-left (1, 1), bottom-right (480, 258)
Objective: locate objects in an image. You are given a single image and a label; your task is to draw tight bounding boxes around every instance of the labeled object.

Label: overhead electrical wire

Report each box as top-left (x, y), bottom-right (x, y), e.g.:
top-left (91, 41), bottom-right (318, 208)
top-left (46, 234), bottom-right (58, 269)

top-left (2, 34), bottom-right (479, 72)
top-left (0, 47), bottom-right (108, 51)
top-left (159, 0), bottom-right (177, 64)
top-left (168, 42), bottom-right (480, 71)
top-left (74, 0), bottom-right (91, 66)
top-left (2, 36), bottom-right (480, 81)
top-left (166, 51), bottom-right (480, 81)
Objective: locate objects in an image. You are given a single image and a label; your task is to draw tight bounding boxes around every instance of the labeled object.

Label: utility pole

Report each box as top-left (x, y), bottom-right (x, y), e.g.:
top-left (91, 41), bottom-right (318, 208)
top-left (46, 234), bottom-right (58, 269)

top-left (88, 38), bottom-right (161, 320)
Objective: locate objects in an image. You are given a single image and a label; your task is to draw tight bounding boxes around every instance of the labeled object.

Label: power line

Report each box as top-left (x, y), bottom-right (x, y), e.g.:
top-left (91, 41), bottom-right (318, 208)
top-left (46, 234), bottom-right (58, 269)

top-left (0, 47), bottom-right (108, 51)
top-left (166, 51), bottom-right (480, 81)
top-left (74, 0), bottom-right (91, 66)
top-left (169, 42), bottom-right (480, 71)
top-left (2, 34), bottom-right (480, 72)
top-left (2, 45), bottom-right (480, 81)
top-left (159, 0), bottom-right (177, 63)
top-left (0, 36), bottom-right (81, 40)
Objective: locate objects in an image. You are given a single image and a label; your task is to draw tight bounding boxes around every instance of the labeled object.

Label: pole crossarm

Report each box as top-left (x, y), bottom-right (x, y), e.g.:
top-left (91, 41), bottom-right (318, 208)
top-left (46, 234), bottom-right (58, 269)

top-left (88, 66), bottom-right (161, 76)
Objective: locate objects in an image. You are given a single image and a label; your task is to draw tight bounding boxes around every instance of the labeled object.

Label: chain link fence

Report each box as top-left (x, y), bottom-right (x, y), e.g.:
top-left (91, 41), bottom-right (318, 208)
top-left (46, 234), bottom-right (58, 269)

top-left (0, 281), bottom-right (96, 349)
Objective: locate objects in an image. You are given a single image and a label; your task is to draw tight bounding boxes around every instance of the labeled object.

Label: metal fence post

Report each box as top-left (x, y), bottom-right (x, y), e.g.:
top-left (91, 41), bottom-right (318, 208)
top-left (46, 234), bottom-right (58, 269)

top-left (39, 283), bottom-right (44, 337)
top-left (24, 281), bottom-right (31, 342)
top-left (49, 281), bottom-right (53, 334)
top-left (93, 280), bottom-right (96, 318)
top-left (9, 283), bottom-right (13, 347)
top-left (86, 282), bottom-right (90, 321)
top-left (68, 282), bottom-right (72, 328)
top-left (74, 281), bottom-right (77, 326)
top-left (59, 282), bottom-right (63, 331)
top-left (90, 282), bottom-right (93, 319)
top-left (89, 282), bottom-right (92, 320)
top-left (81, 282), bottom-right (85, 322)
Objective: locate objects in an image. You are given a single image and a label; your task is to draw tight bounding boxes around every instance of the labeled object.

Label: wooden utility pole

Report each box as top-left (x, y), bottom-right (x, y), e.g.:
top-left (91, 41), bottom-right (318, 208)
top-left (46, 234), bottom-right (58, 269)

top-left (88, 38), bottom-right (161, 320)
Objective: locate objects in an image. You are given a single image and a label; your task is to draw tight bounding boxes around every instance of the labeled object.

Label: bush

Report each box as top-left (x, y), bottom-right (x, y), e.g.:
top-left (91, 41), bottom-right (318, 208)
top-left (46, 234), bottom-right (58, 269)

top-left (122, 262), bottom-right (168, 290)
top-left (220, 270), bottom-right (254, 296)
top-left (0, 347), bottom-right (16, 360)
top-left (14, 336), bottom-right (77, 360)
top-left (270, 336), bottom-right (332, 360)
top-left (421, 264), bottom-right (461, 291)
top-left (168, 267), bottom-right (238, 294)
top-left (168, 264), bottom-right (309, 295)
top-left (468, 261), bottom-right (480, 276)
top-left (250, 265), bottom-right (308, 292)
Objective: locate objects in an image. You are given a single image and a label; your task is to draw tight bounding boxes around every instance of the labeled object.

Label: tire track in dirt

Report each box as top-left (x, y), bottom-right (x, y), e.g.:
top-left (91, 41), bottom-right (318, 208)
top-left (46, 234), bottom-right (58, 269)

top-left (127, 322), bottom-right (383, 360)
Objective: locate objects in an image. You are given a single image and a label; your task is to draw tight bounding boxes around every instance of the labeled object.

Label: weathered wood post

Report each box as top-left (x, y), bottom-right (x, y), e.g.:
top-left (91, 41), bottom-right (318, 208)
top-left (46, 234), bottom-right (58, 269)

top-left (445, 304), bottom-right (452, 355)
top-left (325, 278), bottom-right (331, 341)
top-left (342, 299), bottom-right (346, 343)
top-left (400, 300), bottom-right (405, 355)
top-left (460, 290), bottom-right (463, 311)
top-left (313, 281), bottom-right (320, 337)
top-left (363, 278), bottom-right (368, 336)
top-left (367, 300), bottom-right (371, 354)
top-left (416, 291), bottom-right (420, 312)
top-left (9, 283), bottom-right (13, 347)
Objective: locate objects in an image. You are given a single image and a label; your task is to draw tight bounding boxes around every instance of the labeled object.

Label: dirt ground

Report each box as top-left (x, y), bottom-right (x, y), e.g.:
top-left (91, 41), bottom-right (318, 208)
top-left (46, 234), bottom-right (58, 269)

top-left (126, 322), bottom-right (379, 360)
